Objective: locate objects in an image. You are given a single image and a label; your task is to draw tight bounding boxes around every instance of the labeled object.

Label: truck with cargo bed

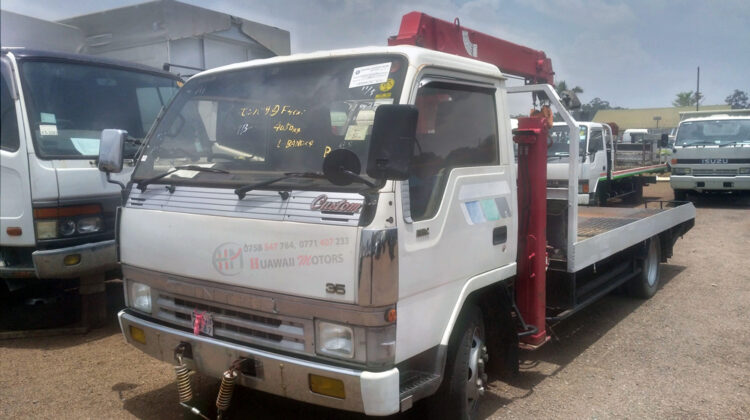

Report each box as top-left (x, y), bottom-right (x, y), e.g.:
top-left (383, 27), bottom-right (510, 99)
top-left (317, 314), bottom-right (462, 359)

top-left (547, 121), bottom-right (668, 206)
top-left (100, 12), bottom-right (695, 419)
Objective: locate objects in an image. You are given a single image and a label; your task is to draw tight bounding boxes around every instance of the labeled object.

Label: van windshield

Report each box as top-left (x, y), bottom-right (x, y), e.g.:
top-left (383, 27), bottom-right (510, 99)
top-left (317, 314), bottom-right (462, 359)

top-left (676, 119), bottom-right (750, 146)
top-left (21, 60), bottom-right (180, 159)
top-left (132, 55), bottom-right (407, 190)
top-left (548, 125), bottom-right (587, 158)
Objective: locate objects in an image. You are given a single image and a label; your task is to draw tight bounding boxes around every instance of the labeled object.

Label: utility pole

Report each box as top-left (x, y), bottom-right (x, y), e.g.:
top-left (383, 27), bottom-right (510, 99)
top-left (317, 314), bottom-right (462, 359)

top-left (696, 66), bottom-right (700, 111)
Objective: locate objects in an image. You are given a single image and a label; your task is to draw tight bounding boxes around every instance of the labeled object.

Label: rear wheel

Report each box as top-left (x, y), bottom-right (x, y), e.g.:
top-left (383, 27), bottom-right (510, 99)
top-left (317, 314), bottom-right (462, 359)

top-left (630, 238), bottom-right (661, 298)
top-left (428, 306), bottom-right (487, 420)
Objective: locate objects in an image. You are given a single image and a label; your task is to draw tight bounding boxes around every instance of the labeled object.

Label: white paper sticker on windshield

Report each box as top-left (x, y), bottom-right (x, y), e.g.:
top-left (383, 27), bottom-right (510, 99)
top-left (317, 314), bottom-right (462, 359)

top-left (345, 124), bottom-right (369, 141)
top-left (39, 124), bottom-right (58, 136)
top-left (349, 62), bottom-right (391, 88)
top-left (40, 113), bottom-right (56, 124)
top-left (71, 138), bottom-right (100, 156)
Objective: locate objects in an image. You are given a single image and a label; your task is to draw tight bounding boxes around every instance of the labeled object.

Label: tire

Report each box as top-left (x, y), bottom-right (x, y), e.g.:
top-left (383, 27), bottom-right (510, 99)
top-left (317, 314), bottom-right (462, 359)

top-left (427, 306), bottom-right (487, 420)
top-left (673, 189), bottom-right (687, 201)
top-left (624, 182), bottom-right (644, 204)
top-left (629, 238), bottom-right (661, 299)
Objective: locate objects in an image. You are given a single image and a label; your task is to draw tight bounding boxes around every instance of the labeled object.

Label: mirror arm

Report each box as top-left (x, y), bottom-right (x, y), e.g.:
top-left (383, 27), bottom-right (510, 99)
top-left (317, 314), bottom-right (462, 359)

top-left (341, 168), bottom-right (377, 188)
top-left (105, 171), bottom-right (126, 190)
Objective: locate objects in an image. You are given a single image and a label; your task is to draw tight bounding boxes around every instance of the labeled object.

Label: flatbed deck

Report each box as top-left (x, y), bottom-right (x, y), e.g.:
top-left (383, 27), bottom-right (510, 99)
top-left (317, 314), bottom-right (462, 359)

top-left (570, 203), bottom-right (695, 272)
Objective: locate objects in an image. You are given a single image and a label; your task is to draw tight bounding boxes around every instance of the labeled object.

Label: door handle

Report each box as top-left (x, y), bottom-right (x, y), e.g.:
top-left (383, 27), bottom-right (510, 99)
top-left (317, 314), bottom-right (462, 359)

top-left (493, 226), bottom-right (507, 245)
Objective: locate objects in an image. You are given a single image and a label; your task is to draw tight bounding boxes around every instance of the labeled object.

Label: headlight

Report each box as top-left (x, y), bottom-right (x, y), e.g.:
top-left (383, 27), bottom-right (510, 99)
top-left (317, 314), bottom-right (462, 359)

top-left (35, 220), bottom-right (58, 239)
top-left (739, 168), bottom-right (750, 174)
top-left (317, 321), bottom-right (355, 359)
top-left (128, 281), bottom-right (152, 313)
top-left (77, 216), bottom-right (103, 234)
top-left (672, 167), bottom-right (691, 175)
top-left (58, 219), bottom-right (77, 236)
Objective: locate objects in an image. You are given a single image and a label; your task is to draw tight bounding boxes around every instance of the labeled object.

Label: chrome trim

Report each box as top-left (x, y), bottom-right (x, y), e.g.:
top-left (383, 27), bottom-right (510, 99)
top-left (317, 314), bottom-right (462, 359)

top-left (358, 228), bottom-right (398, 306)
top-left (122, 265), bottom-right (393, 326)
top-left (32, 239), bottom-right (117, 279)
top-left (119, 310), bottom-right (401, 415)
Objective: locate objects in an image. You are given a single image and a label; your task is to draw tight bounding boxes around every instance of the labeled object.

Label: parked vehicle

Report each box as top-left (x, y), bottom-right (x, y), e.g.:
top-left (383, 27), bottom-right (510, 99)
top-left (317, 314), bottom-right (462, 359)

top-left (102, 12), bottom-right (695, 419)
top-left (547, 121), bottom-right (668, 205)
top-left (0, 48), bottom-right (181, 324)
top-left (621, 128), bottom-right (648, 143)
top-left (670, 110), bottom-right (750, 200)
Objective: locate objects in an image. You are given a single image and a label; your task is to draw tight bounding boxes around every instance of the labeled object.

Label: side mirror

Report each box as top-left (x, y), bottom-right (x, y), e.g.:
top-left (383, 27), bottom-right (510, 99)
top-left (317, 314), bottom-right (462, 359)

top-left (366, 105), bottom-right (418, 180)
top-left (560, 90), bottom-right (582, 110)
top-left (659, 133), bottom-right (669, 148)
top-left (98, 129), bottom-right (127, 173)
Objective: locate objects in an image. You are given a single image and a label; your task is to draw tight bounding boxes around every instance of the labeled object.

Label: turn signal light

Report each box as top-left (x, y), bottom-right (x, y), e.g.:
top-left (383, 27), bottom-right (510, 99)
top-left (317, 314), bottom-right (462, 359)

top-left (129, 326), bottom-right (147, 344)
top-left (6, 227), bottom-right (22, 236)
top-left (34, 205), bottom-right (102, 219)
top-left (385, 308), bottom-right (397, 323)
top-left (309, 374), bottom-right (345, 399)
top-left (63, 254), bottom-right (81, 266)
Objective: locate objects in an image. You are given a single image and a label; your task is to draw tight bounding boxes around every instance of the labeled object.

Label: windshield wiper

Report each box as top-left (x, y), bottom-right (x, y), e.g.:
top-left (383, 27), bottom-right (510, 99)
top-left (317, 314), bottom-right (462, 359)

top-left (718, 141), bottom-right (750, 147)
top-left (682, 140), bottom-right (717, 147)
top-left (136, 165), bottom-right (230, 192)
top-left (234, 172), bottom-right (325, 199)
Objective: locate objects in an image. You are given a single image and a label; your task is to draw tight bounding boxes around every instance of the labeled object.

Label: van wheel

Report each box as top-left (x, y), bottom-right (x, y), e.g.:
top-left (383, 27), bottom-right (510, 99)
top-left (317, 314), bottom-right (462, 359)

top-left (673, 189), bottom-right (687, 201)
top-left (428, 306), bottom-right (487, 420)
top-left (630, 238), bottom-right (661, 298)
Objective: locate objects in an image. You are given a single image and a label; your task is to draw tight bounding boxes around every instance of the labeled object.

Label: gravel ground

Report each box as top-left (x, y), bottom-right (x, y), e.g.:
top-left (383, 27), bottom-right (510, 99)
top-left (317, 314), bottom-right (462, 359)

top-left (1, 181), bottom-right (748, 419)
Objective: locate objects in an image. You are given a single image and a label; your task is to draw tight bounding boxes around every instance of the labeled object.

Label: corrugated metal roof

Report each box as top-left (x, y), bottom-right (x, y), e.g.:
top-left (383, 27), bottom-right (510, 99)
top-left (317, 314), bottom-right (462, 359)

top-left (593, 105), bottom-right (731, 131)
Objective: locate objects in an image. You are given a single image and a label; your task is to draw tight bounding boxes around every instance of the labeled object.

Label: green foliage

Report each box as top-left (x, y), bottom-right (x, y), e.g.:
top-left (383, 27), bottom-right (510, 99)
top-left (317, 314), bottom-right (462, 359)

top-left (672, 90), bottom-right (703, 107)
top-left (724, 89), bottom-right (749, 109)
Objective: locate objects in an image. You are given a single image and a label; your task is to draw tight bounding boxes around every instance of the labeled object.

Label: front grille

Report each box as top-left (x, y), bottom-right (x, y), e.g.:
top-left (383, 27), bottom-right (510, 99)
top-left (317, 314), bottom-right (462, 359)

top-left (693, 169), bottom-right (738, 176)
top-left (153, 292), bottom-right (313, 354)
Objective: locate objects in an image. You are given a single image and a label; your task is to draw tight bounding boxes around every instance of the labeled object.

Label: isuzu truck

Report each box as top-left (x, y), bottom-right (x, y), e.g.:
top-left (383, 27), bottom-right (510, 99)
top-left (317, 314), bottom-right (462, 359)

top-left (102, 12), bottom-right (695, 419)
top-left (670, 109), bottom-right (750, 200)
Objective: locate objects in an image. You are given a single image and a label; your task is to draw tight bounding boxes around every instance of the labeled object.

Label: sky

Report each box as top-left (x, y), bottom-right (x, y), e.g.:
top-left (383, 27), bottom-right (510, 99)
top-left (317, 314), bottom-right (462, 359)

top-left (2, 0), bottom-right (749, 109)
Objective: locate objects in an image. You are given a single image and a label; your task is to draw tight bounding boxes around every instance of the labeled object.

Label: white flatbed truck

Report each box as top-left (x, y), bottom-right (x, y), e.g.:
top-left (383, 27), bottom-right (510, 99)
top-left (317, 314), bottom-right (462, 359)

top-left (101, 12), bottom-right (695, 419)
top-left (547, 121), bottom-right (668, 205)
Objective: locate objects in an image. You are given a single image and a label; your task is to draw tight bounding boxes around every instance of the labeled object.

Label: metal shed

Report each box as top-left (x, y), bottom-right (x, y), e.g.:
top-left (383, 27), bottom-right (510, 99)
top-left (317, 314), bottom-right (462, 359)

top-left (59, 0), bottom-right (290, 76)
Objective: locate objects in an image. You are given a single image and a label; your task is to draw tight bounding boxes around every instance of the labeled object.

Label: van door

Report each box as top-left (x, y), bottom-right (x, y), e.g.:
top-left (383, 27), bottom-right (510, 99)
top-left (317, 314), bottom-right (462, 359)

top-left (0, 56), bottom-right (34, 246)
top-left (394, 74), bottom-right (517, 360)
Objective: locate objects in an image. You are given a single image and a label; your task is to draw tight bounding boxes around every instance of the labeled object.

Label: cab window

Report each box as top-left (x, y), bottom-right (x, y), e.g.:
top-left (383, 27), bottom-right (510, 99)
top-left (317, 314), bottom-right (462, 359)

top-left (409, 82), bottom-right (499, 221)
top-left (1, 67), bottom-right (20, 152)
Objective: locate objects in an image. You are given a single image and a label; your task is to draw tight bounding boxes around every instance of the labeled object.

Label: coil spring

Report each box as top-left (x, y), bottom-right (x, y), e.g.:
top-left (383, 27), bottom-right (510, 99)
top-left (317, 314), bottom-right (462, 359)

top-left (174, 363), bottom-right (193, 403)
top-left (216, 369), bottom-right (238, 413)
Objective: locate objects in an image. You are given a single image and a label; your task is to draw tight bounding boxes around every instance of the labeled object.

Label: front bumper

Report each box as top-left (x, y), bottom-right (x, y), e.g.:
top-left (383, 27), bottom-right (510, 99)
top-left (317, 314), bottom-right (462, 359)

top-left (32, 239), bottom-right (118, 279)
top-left (118, 309), bottom-right (400, 416)
top-left (670, 175), bottom-right (750, 192)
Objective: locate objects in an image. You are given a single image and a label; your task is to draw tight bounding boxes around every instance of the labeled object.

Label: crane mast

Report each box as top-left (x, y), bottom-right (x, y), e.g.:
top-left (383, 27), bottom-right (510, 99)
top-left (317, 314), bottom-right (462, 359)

top-left (388, 11), bottom-right (555, 85)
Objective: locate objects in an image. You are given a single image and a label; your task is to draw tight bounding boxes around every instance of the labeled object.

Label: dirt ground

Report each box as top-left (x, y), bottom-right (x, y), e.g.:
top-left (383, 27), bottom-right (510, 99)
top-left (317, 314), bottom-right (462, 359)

top-left (1, 181), bottom-right (748, 419)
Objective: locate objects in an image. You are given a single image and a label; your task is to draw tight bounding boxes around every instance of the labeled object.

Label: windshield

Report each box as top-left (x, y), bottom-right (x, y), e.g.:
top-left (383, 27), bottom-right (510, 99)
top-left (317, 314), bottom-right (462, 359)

top-left (548, 125), bottom-right (587, 157)
top-left (132, 55), bottom-right (408, 190)
top-left (21, 60), bottom-right (180, 159)
top-left (676, 119), bottom-right (750, 146)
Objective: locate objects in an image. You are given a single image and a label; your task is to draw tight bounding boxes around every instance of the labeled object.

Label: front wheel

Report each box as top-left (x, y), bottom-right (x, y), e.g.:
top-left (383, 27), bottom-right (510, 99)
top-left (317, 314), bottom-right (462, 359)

top-left (428, 306), bottom-right (487, 420)
top-left (629, 238), bottom-right (662, 298)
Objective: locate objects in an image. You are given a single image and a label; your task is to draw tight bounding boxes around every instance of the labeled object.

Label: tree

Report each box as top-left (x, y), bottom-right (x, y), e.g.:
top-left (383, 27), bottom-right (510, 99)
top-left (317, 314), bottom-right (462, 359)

top-left (672, 90), bottom-right (703, 107)
top-left (725, 89), bottom-right (749, 109)
top-left (555, 80), bottom-right (583, 96)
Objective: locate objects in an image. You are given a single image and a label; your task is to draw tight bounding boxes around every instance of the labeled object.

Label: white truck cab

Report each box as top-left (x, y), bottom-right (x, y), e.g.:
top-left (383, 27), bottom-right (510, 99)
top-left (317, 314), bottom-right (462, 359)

top-left (670, 110), bottom-right (750, 199)
top-left (0, 48), bottom-right (180, 304)
top-left (547, 121), bottom-right (611, 204)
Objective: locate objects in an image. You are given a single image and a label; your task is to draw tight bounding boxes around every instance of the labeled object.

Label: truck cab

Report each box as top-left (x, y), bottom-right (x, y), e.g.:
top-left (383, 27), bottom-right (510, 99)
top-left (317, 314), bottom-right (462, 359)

top-left (0, 49), bottom-right (180, 299)
top-left (546, 121), bottom-right (612, 205)
top-left (670, 111), bottom-right (750, 199)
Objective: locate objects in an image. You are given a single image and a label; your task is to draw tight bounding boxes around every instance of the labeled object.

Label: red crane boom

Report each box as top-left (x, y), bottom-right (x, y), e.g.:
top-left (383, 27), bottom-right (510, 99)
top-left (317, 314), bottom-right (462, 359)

top-left (388, 11), bottom-right (554, 85)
